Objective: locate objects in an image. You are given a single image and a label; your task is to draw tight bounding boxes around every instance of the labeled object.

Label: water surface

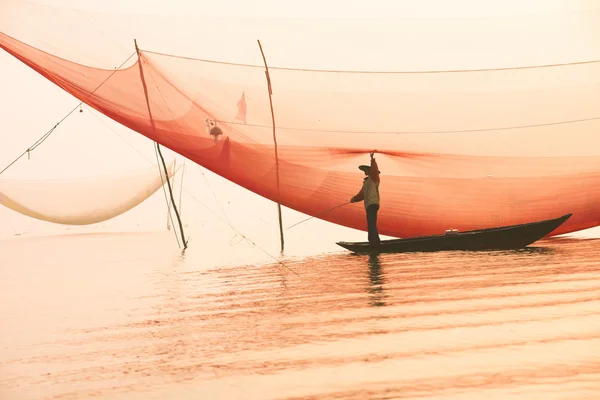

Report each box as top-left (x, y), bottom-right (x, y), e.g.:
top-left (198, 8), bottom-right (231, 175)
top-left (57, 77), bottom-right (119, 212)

top-left (1, 233), bottom-right (599, 399)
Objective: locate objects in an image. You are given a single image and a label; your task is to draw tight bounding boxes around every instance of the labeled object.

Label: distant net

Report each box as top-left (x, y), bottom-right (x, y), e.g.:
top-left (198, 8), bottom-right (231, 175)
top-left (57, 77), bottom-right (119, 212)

top-left (2, 28), bottom-right (600, 237)
top-left (0, 162), bottom-right (175, 225)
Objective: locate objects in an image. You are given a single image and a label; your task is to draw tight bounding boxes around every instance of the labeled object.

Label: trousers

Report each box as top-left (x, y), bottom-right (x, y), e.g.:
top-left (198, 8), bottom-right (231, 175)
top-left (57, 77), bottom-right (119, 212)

top-left (366, 204), bottom-right (380, 245)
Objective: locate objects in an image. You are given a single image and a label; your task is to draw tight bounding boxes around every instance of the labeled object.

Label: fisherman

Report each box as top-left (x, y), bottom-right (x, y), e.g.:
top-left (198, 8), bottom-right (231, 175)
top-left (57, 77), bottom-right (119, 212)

top-left (350, 152), bottom-right (381, 245)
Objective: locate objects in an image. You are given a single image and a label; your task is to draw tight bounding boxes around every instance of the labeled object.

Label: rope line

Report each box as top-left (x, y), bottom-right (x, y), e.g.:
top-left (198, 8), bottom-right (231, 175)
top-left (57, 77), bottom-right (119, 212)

top-left (180, 180), bottom-right (299, 276)
top-left (0, 125), bottom-right (56, 175)
top-left (139, 64), bottom-right (295, 273)
top-left (0, 50), bottom-right (137, 176)
top-left (0, 44), bottom-right (297, 273)
top-left (286, 202), bottom-right (351, 231)
top-left (142, 49), bottom-right (600, 74)
top-left (87, 105), bottom-right (184, 248)
top-left (214, 115), bottom-right (600, 136)
top-left (196, 165), bottom-right (233, 226)
top-left (87, 104), bottom-right (297, 275)
top-left (85, 105), bottom-right (154, 166)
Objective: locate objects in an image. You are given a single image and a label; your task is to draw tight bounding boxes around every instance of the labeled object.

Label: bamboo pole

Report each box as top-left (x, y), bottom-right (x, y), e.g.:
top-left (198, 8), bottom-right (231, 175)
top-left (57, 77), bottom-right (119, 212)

top-left (178, 161), bottom-right (185, 215)
top-left (257, 39), bottom-right (285, 254)
top-left (134, 39), bottom-right (188, 249)
top-left (166, 159), bottom-right (176, 230)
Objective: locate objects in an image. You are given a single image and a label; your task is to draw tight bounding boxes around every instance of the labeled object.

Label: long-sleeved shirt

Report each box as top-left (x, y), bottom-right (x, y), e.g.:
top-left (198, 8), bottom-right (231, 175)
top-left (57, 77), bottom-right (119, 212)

top-left (352, 157), bottom-right (380, 209)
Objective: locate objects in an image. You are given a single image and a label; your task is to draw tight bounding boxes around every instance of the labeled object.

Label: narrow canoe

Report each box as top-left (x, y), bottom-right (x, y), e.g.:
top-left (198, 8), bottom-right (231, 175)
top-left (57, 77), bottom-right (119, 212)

top-left (336, 213), bottom-right (572, 254)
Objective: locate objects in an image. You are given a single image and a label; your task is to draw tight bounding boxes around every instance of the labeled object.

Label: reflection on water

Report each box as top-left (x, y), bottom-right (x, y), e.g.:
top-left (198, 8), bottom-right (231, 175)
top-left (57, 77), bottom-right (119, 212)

top-left (367, 254), bottom-right (385, 307)
top-left (1, 234), bottom-right (600, 400)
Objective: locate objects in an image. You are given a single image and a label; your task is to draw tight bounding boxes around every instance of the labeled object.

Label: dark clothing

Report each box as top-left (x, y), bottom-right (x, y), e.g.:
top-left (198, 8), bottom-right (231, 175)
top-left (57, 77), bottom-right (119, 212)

top-left (352, 156), bottom-right (381, 245)
top-left (366, 204), bottom-right (380, 245)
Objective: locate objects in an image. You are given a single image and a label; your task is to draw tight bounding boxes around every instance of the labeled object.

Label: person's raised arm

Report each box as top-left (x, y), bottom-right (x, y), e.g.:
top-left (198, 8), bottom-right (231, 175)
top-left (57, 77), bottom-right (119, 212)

top-left (370, 152), bottom-right (380, 183)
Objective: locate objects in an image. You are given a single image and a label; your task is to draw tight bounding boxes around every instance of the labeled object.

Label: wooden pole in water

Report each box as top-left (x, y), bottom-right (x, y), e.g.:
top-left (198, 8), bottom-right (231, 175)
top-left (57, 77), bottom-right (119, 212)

top-left (167, 159), bottom-right (176, 230)
top-left (257, 39), bottom-right (285, 254)
top-left (178, 161), bottom-right (185, 216)
top-left (134, 39), bottom-right (188, 249)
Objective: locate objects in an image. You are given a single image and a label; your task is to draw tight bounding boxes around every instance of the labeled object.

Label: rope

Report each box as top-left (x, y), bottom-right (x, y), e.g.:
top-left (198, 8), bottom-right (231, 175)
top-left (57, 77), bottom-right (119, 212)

top-left (135, 41), bottom-right (188, 250)
top-left (86, 104), bottom-right (284, 270)
top-left (0, 45), bottom-right (293, 272)
top-left (81, 51), bottom-right (296, 274)
top-left (173, 181), bottom-right (299, 276)
top-left (213, 114), bottom-right (600, 136)
top-left (176, 165), bottom-right (295, 275)
top-left (86, 105), bottom-right (184, 247)
top-left (86, 106), bottom-right (183, 248)
top-left (141, 66), bottom-right (234, 229)
top-left (142, 48), bottom-right (600, 74)
top-left (88, 101), bottom-right (296, 274)
top-left (144, 64), bottom-right (252, 256)
top-left (0, 50), bottom-right (137, 177)
top-left (143, 64), bottom-right (193, 246)
top-left (85, 105), bottom-right (153, 166)
top-left (177, 177), bottom-right (297, 276)
top-left (227, 230), bottom-right (298, 277)
top-left (196, 165), bottom-right (232, 226)
top-left (87, 103), bottom-right (184, 247)
top-left (0, 125), bottom-right (56, 175)
top-left (286, 202), bottom-right (352, 231)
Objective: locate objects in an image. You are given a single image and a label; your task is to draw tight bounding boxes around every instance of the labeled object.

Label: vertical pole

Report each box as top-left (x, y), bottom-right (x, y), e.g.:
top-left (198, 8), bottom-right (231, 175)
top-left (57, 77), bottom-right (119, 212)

top-left (134, 39), bottom-right (188, 249)
top-left (257, 39), bottom-right (284, 254)
top-left (179, 161), bottom-right (185, 215)
top-left (167, 159), bottom-right (176, 230)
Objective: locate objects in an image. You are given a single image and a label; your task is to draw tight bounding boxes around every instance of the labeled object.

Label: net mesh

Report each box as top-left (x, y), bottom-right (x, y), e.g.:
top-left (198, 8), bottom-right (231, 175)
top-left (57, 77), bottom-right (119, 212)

top-left (0, 163), bottom-right (175, 225)
top-left (2, 5), bottom-right (600, 237)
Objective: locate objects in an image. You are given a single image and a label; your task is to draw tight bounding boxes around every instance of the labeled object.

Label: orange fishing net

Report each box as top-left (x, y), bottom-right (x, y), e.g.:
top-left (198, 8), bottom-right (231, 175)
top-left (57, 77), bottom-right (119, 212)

top-left (2, 27), bottom-right (600, 238)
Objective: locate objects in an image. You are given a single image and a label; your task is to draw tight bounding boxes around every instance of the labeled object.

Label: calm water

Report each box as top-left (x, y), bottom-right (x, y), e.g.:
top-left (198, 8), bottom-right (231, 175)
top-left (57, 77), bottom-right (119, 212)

top-left (1, 232), bottom-right (600, 400)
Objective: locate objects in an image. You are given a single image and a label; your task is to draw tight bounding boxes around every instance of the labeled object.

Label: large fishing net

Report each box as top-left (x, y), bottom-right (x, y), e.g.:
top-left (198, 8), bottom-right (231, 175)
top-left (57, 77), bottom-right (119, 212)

top-left (2, 1), bottom-right (600, 237)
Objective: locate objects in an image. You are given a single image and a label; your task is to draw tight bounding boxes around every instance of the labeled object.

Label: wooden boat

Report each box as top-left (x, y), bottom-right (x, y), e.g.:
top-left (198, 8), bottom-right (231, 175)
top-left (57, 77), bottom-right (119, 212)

top-left (336, 213), bottom-right (572, 254)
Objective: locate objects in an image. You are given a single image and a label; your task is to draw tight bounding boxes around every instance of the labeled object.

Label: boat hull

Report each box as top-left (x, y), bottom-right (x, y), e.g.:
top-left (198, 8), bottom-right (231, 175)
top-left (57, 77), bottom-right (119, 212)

top-left (336, 213), bottom-right (572, 254)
